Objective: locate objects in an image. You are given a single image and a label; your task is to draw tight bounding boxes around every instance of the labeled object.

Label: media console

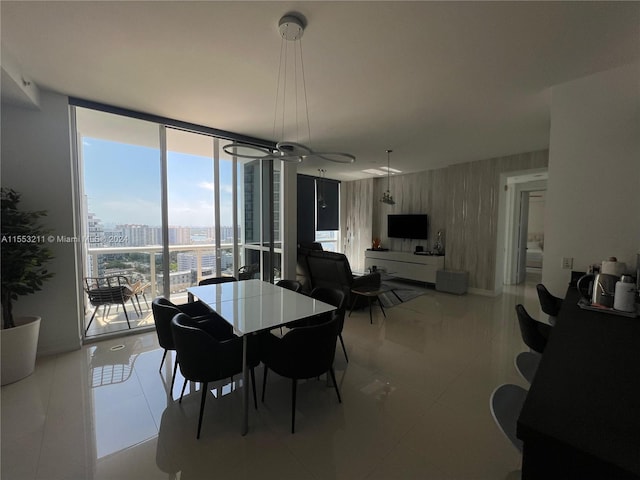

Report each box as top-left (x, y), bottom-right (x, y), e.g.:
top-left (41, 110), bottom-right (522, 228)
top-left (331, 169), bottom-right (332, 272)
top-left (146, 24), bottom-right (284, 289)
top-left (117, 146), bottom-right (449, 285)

top-left (364, 250), bottom-right (444, 284)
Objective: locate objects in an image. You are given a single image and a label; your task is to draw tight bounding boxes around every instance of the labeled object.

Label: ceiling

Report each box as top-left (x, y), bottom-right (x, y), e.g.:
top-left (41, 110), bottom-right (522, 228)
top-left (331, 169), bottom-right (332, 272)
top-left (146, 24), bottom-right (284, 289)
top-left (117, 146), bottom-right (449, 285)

top-left (2, 1), bottom-right (638, 181)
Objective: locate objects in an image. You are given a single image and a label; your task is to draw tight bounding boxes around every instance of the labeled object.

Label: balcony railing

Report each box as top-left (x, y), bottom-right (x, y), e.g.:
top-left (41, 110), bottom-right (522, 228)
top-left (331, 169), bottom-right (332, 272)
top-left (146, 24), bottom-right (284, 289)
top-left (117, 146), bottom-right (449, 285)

top-left (86, 242), bottom-right (279, 298)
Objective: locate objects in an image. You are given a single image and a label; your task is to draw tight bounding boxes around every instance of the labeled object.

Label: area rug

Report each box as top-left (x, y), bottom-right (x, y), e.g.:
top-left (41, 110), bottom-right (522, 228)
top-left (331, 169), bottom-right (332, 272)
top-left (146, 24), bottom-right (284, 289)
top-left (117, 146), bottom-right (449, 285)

top-left (377, 277), bottom-right (431, 308)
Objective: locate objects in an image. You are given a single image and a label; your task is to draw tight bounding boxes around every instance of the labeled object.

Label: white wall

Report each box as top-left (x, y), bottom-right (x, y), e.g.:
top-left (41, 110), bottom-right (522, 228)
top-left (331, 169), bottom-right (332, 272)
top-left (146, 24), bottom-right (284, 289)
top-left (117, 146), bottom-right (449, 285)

top-left (543, 63), bottom-right (640, 296)
top-left (1, 90), bottom-right (83, 354)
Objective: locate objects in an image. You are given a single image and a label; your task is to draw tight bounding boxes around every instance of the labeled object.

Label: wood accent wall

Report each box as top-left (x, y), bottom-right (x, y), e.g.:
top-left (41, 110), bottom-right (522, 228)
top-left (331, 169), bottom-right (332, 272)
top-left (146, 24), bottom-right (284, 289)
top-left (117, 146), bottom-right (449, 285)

top-left (341, 150), bottom-right (548, 291)
top-left (342, 178), bottom-right (373, 272)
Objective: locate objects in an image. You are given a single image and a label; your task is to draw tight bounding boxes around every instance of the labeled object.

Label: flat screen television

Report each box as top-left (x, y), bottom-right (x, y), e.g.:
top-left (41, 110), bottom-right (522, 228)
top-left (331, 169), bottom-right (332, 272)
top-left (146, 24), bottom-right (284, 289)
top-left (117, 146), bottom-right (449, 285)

top-left (388, 214), bottom-right (429, 239)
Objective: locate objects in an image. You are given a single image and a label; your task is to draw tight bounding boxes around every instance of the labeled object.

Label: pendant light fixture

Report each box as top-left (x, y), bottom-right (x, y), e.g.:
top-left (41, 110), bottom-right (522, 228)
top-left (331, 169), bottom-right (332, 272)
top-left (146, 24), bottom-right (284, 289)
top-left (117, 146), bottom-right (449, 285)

top-left (223, 13), bottom-right (356, 164)
top-left (317, 169), bottom-right (327, 209)
top-left (381, 149), bottom-right (396, 205)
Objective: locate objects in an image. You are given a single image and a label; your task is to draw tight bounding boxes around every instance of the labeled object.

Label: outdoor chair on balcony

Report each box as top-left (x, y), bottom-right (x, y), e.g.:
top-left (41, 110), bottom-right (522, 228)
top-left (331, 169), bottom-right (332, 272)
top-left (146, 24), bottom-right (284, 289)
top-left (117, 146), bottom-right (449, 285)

top-left (84, 276), bottom-right (139, 334)
top-left (238, 264), bottom-right (260, 280)
top-left (129, 280), bottom-right (151, 313)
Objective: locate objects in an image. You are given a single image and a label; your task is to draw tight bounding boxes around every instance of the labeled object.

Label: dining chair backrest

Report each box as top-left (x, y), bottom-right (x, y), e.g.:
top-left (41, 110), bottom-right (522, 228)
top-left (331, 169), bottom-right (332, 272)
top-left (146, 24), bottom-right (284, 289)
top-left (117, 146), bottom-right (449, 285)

top-left (536, 283), bottom-right (563, 317)
top-left (276, 279), bottom-right (302, 293)
top-left (152, 297), bottom-right (182, 351)
top-left (277, 316), bottom-right (339, 379)
top-left (187, 276), bottom-right (238, 303)
top-left (515, 304), bottom-right (551, 354)
top-left (199, 276), bottom-right (237, 286)
top-left (171, 313), bottom-right (245, 383)
top-left (310, 287), bottom-right (346, 331)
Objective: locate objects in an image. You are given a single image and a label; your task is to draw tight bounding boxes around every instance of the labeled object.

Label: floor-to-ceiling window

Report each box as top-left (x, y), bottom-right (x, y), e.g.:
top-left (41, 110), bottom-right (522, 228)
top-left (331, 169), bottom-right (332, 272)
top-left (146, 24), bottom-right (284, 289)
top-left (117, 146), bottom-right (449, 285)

top-left (73, 105), bottom-right (281, 338)
top-left (76, 108), bottom-right (164, 338)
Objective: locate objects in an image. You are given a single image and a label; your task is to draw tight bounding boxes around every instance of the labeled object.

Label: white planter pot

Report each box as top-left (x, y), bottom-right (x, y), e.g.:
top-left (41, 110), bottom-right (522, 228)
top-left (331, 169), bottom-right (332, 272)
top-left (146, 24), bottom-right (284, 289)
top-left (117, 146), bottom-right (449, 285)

top-left (1, 315), bottom-right (41, 386)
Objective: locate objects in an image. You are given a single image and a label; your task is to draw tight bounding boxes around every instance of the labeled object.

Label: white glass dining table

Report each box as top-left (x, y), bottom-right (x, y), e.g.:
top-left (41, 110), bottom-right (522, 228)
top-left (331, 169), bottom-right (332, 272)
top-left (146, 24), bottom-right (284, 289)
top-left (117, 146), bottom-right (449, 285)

top-left (186, 279), bottom-right (336, 435)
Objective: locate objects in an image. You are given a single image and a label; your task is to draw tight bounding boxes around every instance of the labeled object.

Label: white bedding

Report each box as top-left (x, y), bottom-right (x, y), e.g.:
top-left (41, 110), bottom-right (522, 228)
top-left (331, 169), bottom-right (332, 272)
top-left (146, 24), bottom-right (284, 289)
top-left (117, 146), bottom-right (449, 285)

top-left (526, 241), bottom-right (543, 268)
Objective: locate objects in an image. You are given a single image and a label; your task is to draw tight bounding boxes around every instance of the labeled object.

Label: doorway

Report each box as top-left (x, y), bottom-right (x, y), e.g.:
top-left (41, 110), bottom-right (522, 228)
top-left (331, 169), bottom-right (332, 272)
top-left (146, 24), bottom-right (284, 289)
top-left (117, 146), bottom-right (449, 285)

top-left (502, 170), bottom-right (548, 286)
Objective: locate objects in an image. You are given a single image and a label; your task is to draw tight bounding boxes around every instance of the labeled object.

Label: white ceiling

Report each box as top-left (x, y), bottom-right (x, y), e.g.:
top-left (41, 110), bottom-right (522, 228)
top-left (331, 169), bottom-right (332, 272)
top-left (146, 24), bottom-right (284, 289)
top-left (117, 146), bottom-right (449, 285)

top-left (2, 1), bottom-right (638, 181)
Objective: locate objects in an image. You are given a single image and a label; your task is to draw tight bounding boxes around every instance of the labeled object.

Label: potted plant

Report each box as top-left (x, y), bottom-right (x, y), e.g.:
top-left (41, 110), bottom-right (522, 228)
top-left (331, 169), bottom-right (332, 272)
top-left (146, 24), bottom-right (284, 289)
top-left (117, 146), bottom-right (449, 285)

top-left (1, 188), bottom-right (54, 385)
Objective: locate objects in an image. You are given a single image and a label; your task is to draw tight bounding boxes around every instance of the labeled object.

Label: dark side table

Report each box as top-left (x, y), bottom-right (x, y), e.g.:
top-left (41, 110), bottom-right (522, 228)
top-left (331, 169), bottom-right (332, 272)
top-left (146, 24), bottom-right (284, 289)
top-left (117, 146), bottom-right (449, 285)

top-left (348, 285), bottom-right (401, 324)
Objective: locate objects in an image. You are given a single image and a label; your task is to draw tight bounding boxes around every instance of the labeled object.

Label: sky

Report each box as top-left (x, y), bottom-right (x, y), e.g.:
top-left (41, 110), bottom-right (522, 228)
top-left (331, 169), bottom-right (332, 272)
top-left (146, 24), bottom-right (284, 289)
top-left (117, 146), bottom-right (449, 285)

top-left (83, 137), bottom-right (236, 227)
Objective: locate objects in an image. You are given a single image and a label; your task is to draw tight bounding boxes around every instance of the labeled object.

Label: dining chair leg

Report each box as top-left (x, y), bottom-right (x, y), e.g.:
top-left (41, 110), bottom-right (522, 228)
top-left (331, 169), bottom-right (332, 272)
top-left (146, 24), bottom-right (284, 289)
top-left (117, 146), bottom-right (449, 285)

top-left (368, 297), bottom-right (374, 324)
top-left (329, 368), bottom-right (342, 403)
top-left (291, 378), bottom-right (298, 434)
top-left (170, 357), bottom-right (179, 393)
top-left (159, 349), bottom-right (167, 373)
top-left (250, 367), bottom-right (258, 410)
top-left (348, 295), bottom-right (358, 317)
top-left (197, 382), bottom-right (208, 439)
top-left (261, 366), bottom-right (268, 403)
top-left (338, 334), bottom-right (349, 363)
top-left (179, 379), bottom-right (188, 403)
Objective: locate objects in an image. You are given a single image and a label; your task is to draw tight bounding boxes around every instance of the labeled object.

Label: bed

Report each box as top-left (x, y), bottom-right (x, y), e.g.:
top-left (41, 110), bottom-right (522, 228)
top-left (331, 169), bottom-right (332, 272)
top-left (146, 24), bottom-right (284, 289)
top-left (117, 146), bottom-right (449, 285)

top-left (526, 235), bottom-right (544, 269)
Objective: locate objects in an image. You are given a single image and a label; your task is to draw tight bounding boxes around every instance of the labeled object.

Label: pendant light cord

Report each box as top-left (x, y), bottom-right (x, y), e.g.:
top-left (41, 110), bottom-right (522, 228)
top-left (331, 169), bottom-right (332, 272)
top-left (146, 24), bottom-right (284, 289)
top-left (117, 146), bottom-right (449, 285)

top-left (299, 38), bottom-right (312, 145)
top-left (273, 37), bottom-right (286, 141)
top-left (387, 150), bottom-right (392, 191)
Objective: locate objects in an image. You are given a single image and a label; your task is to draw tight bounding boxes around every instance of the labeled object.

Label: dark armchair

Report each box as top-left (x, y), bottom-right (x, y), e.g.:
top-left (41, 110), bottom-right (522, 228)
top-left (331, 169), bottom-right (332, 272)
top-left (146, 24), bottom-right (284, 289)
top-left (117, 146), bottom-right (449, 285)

top-left (305, 250), bottom-right (381, 308)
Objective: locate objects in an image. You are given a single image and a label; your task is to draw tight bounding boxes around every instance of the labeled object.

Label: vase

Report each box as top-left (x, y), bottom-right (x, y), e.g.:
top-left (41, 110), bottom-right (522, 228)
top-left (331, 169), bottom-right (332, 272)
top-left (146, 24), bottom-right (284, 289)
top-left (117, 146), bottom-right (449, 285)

top-left (1, 315), bottom-right (41, 386)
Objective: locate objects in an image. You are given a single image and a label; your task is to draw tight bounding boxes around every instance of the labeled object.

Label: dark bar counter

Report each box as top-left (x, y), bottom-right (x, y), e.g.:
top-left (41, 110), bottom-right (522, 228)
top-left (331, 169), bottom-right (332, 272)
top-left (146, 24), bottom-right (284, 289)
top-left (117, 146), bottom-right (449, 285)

top-left (517, 287), bottom-right (640, 479)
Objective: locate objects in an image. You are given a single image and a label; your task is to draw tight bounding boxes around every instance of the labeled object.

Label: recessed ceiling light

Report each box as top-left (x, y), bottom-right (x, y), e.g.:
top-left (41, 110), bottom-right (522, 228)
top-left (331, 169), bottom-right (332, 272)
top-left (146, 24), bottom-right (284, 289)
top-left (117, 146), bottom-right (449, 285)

top-left (362, 169), bottom-right (387, 176)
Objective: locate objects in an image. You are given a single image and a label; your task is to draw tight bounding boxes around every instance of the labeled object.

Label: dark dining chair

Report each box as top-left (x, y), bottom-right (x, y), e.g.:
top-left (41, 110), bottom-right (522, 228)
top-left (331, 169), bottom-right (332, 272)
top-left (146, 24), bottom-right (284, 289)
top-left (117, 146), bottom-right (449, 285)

top-left (152, 297), bottom-right (234, 394)
top-left (536, 283), bottom-right (563, 325)
top-left (515, 304), bottom-right (551, 354)
top-left (310, 287), bottom-right (348, 362)
top-left (171, 313), bottom-right (259, 439)
top-left (188, 276), bottom-right (237, 302)
top-left (275, 279), bottom-right (302, 293)
top-left (260, 315), bottom-right (342, 433)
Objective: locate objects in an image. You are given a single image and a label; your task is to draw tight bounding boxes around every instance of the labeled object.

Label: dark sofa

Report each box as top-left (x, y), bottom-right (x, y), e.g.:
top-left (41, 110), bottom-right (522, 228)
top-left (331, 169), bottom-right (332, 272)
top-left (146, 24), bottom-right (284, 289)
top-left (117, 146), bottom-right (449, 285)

top-left (297, 244), bottom-right (381, 308)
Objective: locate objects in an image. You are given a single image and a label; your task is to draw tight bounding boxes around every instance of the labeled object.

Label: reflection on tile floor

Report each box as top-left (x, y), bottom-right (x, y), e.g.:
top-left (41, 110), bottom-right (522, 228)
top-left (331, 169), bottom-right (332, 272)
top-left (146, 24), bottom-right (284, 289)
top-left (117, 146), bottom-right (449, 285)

top-left (2, 273), bottom-right (545, 479)
top-left (84, 301), bottom-right (154, 337)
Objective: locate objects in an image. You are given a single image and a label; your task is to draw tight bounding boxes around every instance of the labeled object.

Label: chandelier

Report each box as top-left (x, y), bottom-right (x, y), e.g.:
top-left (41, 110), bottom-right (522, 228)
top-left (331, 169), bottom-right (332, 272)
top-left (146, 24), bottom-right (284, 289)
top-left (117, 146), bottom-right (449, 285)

top-left (380, 149), bottom-right (396, 205)
top-left (223, 13), bottom-right (356, 164)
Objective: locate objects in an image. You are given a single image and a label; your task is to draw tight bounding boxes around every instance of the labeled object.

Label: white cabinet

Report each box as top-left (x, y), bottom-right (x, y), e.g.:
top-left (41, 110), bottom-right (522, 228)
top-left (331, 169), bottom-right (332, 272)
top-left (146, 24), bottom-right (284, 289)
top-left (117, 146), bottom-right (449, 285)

top-left (364, 251), bottom-right (444, 283)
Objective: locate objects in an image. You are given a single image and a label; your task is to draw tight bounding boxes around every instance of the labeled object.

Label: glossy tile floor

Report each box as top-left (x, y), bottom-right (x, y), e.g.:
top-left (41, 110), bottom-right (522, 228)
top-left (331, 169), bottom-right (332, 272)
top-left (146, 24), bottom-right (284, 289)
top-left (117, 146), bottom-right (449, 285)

top-left (2, 273), bottom-right (545, 480)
